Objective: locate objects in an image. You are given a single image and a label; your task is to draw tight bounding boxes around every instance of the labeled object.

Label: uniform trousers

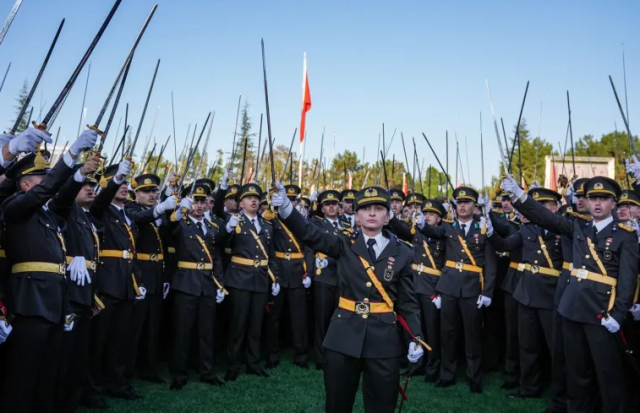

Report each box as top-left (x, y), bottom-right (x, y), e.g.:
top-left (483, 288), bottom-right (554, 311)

top-left (324, 349), bottom-right (400, 413)
top-left (547, 309), bottom-right (568, 413)
top-left (85, 297), bottom-right (134, 400)
top-left (518, 304), bottom-right (553, 395)
top-left (226, 287), bottom-right (267, 373)
top-left (130, 292), bottom-right (163, 377)
top-left (2, 315), bottom-right (63, 413)
top-left (266, 286), bottom-right (309, 364)
top-left (563, 317), bottom-right (626, 413)
top-left (419, 294), bottom-right (441, 378)
top-left (313, 283), bottom-right (338, 366)
top-left (503, 291), bottom-right (520, 384)
top-left (170, 291), bottom-right (217, 380)
top-left (440, 294), bottom-right (482, 384)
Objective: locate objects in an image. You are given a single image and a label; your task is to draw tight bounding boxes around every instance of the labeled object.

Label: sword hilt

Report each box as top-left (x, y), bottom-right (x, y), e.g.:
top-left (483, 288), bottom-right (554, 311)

top-left (32, 120), bottom-right (51, 136)
top-left (87, 124), bottom-right (104, 137)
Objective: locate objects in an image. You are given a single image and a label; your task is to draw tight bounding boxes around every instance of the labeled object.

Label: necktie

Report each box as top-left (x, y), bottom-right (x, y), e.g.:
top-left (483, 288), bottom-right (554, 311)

top-left (367, 238), bottom-right (377, 262)
top-left (118, 208), bottom-right (128, 225)
top-left (460, 223), bottom-right (467, 237)
top-left (333, 221), bottom-right (338, 229)
top-left (196, 222), bottom-right (204, 238)
top-left (251, 218), bottom-right (259, 232)
top-left (592, 223), bottom-right (598, 240)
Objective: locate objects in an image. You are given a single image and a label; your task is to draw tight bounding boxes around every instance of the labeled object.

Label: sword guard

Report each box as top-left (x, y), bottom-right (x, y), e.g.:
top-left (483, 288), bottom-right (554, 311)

top-left (87, 124), bottom-right (104, 137)
top-left (32, 120), bottom-right (51, 136)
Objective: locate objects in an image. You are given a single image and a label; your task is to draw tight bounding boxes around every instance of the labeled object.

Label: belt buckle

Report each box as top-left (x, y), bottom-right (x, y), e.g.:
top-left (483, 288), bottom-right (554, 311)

top-left (517, 263), bottom-right (525, 271)
top-left (59, 263), bottom-right (66, 274)
top-left (530, 265), bottom-right (539, 274)
top-left (576, 269), bottom-right (588, 280)
top-left (355, 301), bottom-right (370, 315)
top-left (284, 252), bottom-right (291, 260)
top-left (123, 250), bottom-right (131, 260)
top-left (253, 260), bottom-right (261, 268)
top-left (416, 264), bottom-right (424, 273)
top-left (197, 262), bottom-right (205, 270)
top-left (454, 262), bottom-right (463, 272)
top-left (569, 263), bottom-right (574, 271)
top-left (89, 261), bottom-right (97, 271)
top-left (150, 254), bottom-right (158, 262)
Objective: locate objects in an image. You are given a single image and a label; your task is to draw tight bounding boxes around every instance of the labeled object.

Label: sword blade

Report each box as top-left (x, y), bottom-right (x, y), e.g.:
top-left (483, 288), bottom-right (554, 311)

top-left (261, 39), bottom-right (276, 186)
top-left (0, 0), bottom-right (23, 48)
top-left (129, 59), bottom-right (161, 157)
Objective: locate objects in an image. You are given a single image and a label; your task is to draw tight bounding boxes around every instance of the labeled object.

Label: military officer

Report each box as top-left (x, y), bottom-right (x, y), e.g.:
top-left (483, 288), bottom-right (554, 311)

top-left (339, 189), bottom-right (356, 229)
top-left (266, 184), bottom-right (313, 368)
top-left (126, 174), bottom-right (175, 383)
top-left (168, 182), bottom-right (226, 390)
top-left (390, 199), bottom-right (447, 383)
top-left (389, 188), bottom-right (406, 216)
top-left (487, 188), bottom-right (563, 399)
top-left (272, 183), bottom-right (424, 413)
top-left (616, 189), bottom-right (640, 224)
top-left (503, 174), bottom-right (638, 413)
top-left (1, 128), bottom-right (97, 413)
top-left (48, 156), bottom-right (102, 412)
top-left (222, 182), bottom-right (280, 381)
top-left (85, 160), bottom-right (146, 405)
top-left (309, 190), bottom-right (343, 370)
top-left (418, 186), bottom-right (497, 393)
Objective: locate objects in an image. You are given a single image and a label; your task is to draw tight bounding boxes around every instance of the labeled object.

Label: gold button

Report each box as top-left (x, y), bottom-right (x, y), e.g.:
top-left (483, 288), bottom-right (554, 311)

top-left (363, 298), bottom-right (369, 303)
top-left (461, 250), bottom-right (465, 253)
top-left (537, 250), bottom-right (541, 254)
top-left (366, 282), bottom-right (372, 287)
top-left (586, 255), bottom-right (590, 259)
top-left (362, 314), bottom-right (368, 319)
top-left (607, 291), bottom-right (611, 295)
top-left (534, 260), bottom-right (538, 264)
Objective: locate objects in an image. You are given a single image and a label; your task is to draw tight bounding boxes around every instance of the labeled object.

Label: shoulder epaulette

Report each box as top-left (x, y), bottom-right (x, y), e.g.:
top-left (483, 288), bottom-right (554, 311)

top-left (443, 219), bottom-right (454, 224)
top-left (208, 220), bottom-right (218, 229)
top-left (618, 223), bottom-right (635, 233)
top-left (398, 238), bottom-right (413, 248)
top-left (567, 211), bottom-right (592, 222)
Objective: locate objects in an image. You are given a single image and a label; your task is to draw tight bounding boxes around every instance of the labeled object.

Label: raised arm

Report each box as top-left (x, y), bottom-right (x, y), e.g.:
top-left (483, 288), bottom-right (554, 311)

top-left (489, 212), bottom-right (513, 237)
top-left (90, 179), bottom-right (120, 221)
top-left (48, 175), bottom-right (84, 221)
top-left (487, 229), bottom-right (524, 252)
top-left (513, 195), bottom-right (573, 237)
top-left (388, 216), bottom-right (413, 241)
top-left (279, 204), bottom-right (341, 259)
top-left (420, 221), bottom-right (447, 240)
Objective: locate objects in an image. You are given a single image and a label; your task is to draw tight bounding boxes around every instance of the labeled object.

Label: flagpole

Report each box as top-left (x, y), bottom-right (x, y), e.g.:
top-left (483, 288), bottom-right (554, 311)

top-left (298, 51), bottom-right (308, 188)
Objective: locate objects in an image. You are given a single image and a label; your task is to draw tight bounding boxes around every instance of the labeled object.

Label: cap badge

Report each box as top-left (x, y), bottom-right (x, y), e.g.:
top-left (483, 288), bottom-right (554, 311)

top-left (364, 188), bottom-right (378, 198)
top-left (594, 182), bottom-right (604, 190)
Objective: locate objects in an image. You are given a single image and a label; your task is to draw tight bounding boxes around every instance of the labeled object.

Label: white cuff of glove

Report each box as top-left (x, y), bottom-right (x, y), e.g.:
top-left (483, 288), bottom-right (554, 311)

top-left (63, 152), bottom-right (76, 168)
top-left (73, 169), bottom-right (86, 183)
top-left (278, 200), bottom-right (294, 219)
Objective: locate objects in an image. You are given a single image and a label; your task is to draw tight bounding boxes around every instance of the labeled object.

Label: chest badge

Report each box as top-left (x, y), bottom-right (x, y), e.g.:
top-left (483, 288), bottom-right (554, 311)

top-left (604, 251), bottom-right (612, 261)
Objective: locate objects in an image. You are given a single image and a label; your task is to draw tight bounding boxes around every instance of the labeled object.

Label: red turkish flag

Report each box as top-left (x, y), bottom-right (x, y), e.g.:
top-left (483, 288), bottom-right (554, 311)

top-left (299, 52), bottom-right (311, 143)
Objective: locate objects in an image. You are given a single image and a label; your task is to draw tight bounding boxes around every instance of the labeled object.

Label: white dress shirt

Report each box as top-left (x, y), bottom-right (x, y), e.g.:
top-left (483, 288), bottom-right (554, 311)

top-left (111, 204), bottom-right (131, 226)
top-left (190, 216), bottom-right (207, 235)
top-left (457, 219), bottom-right (473, 236)
top-left (243, 213), bottom-right (261, 233)
top-left (594, 216), bottom-right (614, 233)
top-left (362, 232), bottom-right (389, 259)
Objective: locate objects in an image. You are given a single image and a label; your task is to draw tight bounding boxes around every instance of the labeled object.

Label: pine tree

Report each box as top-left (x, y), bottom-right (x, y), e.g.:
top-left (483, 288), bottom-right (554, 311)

top-left (10, 79), bottom-right (30, 133)
top-left (231, 101), bottom-right (256, 181)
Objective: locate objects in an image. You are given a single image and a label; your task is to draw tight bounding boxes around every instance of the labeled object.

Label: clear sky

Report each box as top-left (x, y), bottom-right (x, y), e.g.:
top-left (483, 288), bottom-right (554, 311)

top-left (0, 0), bottom-right (637, 188)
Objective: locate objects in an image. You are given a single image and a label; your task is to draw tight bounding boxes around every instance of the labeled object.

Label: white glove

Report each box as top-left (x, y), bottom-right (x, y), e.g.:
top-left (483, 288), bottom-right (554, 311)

top-left (220, 170), bottom-right (233, 190)
top-left (179, 197), bottom-right (193, 212)
top-left (272, 283), bottom-right (280, 296)
top-left (482, 192), bottom-right (490, 216)
top-left (8, 128), bottom-right (53, 155)
top-left (0, 322), bottom-right (12, 344)
top-left (116, 159), bottom-right (132, 180)
top-left (315, 257), bottom-right (328, 269)
top-left (309, 190), bottom-right (318, 203)
top-left (270, 181), bottom-right (290, 209)
top-left (155, 195), bottom-right (177, 215)
top-left (626, 156), bottom-right (640, 180)
top-left (226, 215), bottom-right (240, 233)
top-left (530, 179), bottom-right (540, 189)
top-left (407, 342), bottom-right (424, 363)
top-left (163, 283), bottom-right (170, 300)
top-left (565, 182), bottom-right (575, 198)
top-left (601, 315), bottom-right (620, 333)
top-left (64, 316), bottom-right (75, 332)
top-left (477, 295), bottom-right (492, 309)
top-left (136, 286), bottom-right (147, 301)
top-left (501, 173), bottom-right (524, 200)
top-left (415, 211), bottom-right (425, 229)
top-left (486, 216), bottom-right (494, 237)
top-left (302, 276), bottom-right (312, 289)
top-left (296, 204), bottom-right (309, 218)
top-left (164, 185), bottom-right (175, 197)
top-left (630, 304), bottom-right (640, 321)
top-left (69, 129), bottom-right (99, 156)
top-left (68, 256), bottom-right (91, 286)
top-left (432, 295), bottom-right (441, 309)
top-left (216, 289), bottom-right (225, 304)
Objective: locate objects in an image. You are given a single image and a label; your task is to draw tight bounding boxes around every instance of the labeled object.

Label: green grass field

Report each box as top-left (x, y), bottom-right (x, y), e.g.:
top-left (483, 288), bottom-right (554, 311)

top-left (79, 352), bottom-right (548, 413)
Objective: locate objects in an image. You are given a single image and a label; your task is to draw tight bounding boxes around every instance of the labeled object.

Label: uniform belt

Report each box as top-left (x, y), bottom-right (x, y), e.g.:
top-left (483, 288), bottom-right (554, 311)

top-left (513, 262), bottom-right (560, 277)
top-left (177, 261), bottom-right (213, 270)
top-left (562, 262), bottom-right (573, 271)
top-left (411, 263), bottom-right (442, 277)
top-left (136, 253), bottom-right (164, 262)
top-left (570, 268), bottom-right (617, 287)
top-left (509, 262), bottom-right (522, 270)
top-left (65, 256), bottom-right (97, 270)
top-left (445, 260), bottom-right (483, 274)
top-left (338, 297), bottom-right (394, 316)
top-left (99, 250), bottom-right (134, 260)
top-left (231, 256), bottom-right (268, 268)
top-left (0, 249), bottom-right (5, 258)
top-left (12, 262), bottom-right (66, 275)
top-left (275, 251), bottom-right (304, 260)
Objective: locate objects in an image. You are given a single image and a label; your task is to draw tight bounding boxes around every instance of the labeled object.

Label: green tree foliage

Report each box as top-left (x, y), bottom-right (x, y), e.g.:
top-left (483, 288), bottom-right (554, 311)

top-left (10, 80), bottom-right (30, 133)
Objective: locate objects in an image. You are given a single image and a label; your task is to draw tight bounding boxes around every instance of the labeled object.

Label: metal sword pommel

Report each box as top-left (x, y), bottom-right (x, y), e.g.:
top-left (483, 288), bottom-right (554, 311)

top-left (87, 124), bottom-right (104, 136)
